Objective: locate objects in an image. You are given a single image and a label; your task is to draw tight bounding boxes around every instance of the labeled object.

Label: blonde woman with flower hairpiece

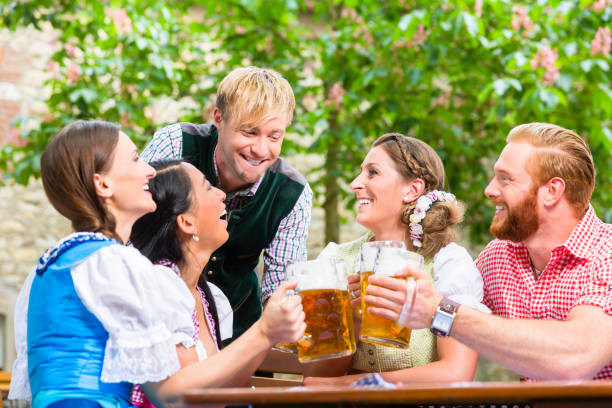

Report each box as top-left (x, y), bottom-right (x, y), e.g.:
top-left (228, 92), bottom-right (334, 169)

top-left (303, 133), bottom-right (490, 386)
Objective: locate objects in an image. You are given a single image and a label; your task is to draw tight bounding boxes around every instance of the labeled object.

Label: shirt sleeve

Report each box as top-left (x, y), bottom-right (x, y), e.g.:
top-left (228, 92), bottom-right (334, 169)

top-left (575, 254), bottom-right (612, 315)
top-left (8, 269), bottom-right (36, 401)
top-left (261, 182), bottom-right (313, 301)
top-left (140, 123), bottom-right (184, 163)
top-left (71, 245), bottom-right (196, 384)
top-left (433, 242), bottom-right (491, 314)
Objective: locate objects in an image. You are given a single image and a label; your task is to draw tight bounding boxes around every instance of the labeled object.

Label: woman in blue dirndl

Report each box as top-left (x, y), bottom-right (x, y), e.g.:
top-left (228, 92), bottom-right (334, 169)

top-left (9, 120), bottom-right (305, 407)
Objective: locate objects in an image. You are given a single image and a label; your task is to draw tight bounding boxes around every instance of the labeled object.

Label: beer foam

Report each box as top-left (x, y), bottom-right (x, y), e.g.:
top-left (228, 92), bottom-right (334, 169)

top-left (287, 259), bottom-right (348, 291)
top-left (360, 241), bottom-right (406, 271)
top-left (374, 247), bottom-right (424, 277)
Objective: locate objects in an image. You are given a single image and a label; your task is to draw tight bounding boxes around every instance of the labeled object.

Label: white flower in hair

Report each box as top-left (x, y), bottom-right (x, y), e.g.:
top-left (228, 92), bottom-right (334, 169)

top-left (408, 190), bottom-right (456, 248)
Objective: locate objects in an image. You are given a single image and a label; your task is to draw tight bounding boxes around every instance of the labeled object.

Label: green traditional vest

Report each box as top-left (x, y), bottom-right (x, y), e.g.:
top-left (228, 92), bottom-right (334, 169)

top-left (180, 123), bottom-right (307, 344)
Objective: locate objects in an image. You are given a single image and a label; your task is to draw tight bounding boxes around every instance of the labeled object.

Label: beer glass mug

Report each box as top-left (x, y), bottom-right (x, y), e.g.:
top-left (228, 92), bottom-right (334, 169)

top-left (360, 241), bottom-right (424, 349)
top-left (286, 258), bottom-right (356, 363)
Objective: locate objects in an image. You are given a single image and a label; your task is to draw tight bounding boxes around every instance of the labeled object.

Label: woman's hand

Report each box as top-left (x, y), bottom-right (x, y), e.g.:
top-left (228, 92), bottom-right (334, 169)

top-left (347, 273), bottom-right (362, 320)
top-left (259, 281), bottom-right (306, 345)
top-left (364, 265), bottom-right (441, 329)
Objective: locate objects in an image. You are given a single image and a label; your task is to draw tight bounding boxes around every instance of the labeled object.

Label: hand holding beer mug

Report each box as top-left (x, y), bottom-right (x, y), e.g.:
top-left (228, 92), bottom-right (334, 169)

top-left (260, 281), bottom-right (306, 345)
top-left (360, 241), bottom-right (424, 349)
top-left (286, 258), bottom-right (356, 363)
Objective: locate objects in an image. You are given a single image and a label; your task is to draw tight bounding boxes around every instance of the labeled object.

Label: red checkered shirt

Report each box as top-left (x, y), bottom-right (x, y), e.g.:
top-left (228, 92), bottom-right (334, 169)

top-left (476, 205), bottom-right (612, 380)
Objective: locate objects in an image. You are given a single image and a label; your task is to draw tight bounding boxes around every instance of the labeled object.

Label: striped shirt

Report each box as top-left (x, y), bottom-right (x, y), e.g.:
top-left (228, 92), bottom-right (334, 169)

top-left (141, 123), bottom-right (312, 301)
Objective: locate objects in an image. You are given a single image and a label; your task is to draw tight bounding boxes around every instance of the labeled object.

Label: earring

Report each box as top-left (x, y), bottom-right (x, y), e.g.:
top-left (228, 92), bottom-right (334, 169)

top-left (192, 235), bottom-right (200, 242)
top-left (403, 196), bottom-right (411, 203)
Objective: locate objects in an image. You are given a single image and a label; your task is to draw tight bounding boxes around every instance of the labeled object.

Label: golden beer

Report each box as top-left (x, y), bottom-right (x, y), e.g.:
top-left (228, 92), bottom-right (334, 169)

top-left (297, 288), bottom-right (356, 363)
top-left (360, 271), bottom-right (411, 349)
top-left (274, 342), bottom-right (298, 353)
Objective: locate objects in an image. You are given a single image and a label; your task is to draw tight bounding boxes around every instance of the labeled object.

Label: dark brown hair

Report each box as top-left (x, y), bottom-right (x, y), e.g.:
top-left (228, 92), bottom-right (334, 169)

top-left (373, 133), bottom-right (464, 259)
top-left (41, 120), bottom-right (122, 242)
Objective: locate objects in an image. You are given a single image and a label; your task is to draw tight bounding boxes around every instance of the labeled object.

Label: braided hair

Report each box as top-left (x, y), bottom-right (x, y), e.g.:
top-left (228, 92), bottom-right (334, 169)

top-left (373, 133), bottom-right (464, 260)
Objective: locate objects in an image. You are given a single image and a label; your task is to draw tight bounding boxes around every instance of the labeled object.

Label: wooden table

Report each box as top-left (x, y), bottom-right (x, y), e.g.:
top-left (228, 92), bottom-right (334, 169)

top-left (183, 380), bottom-right (612, 407)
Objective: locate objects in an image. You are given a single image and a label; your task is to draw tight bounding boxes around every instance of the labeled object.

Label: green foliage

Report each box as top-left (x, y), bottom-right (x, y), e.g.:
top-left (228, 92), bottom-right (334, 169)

top-left (1, 0), bottom-right (611, 246)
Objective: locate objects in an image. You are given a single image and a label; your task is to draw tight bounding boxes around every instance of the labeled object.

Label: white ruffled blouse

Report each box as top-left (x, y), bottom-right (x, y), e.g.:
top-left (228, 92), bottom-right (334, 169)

top-left (9, 243), bottom-right (232, 401)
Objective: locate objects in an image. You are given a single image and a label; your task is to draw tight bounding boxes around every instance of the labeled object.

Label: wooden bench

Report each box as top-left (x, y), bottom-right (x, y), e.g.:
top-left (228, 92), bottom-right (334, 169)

top-left (0, 371), bottom-right (11, 408)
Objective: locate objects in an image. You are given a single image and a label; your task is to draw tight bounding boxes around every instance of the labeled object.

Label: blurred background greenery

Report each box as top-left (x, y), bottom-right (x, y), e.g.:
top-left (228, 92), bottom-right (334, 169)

top-left (0, 0), bottom-right (612, 246)
top-left (1, 0), bottom-right (611, 382)
top-left (1, 0), bottom-right (611, 246)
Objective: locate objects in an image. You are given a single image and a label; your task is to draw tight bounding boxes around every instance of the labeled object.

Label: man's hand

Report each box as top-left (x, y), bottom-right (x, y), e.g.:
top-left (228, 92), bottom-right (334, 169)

top-left (364, 264), bottom-right (442, 328)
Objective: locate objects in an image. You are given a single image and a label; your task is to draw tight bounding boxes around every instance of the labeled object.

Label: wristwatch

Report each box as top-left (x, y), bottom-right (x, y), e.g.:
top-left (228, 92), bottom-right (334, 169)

top-left (430, 297), bottom-right (460, 337)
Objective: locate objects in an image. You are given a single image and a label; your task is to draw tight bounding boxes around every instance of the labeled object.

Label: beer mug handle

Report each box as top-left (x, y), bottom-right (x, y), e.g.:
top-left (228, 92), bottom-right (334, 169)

top-left (282, 260), bottom-right (300, 300)
top-left (397, 276), bottom-right (416, 328)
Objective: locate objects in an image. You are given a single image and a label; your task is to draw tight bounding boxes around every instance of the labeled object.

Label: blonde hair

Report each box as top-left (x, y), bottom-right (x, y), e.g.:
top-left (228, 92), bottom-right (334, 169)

top-left (216, 66), bottom-right (295, 130)
top-left (507, 123), bottom-right (595, 217)
top-left (373, 133), bottom-right (464, 260)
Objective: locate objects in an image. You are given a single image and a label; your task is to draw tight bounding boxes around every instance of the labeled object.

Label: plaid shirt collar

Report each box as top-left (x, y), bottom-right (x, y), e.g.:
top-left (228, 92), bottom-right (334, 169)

top-left (562, 205), bottom-right (600, 260)
top-left (212, 145), bottom-right (264, 199)
top-left (506, 204), bottom-right (599, 262)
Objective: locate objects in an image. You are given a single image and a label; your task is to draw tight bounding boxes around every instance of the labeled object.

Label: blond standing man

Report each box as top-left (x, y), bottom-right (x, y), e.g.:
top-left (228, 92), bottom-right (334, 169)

top-left (142, 67), bottom-right (312, 343)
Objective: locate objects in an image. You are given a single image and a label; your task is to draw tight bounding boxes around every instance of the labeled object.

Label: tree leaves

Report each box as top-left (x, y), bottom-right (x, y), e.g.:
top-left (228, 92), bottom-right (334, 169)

top-left (1, 0), bottom-right (611, 245)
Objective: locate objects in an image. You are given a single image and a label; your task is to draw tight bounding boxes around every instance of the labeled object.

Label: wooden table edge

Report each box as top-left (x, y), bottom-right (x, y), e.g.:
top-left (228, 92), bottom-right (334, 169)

top-left (183, 380), bottom-right (612, 405)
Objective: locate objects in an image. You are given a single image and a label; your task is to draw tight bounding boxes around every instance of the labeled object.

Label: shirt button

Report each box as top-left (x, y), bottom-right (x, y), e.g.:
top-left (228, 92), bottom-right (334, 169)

top-left (369, 360), bottom-right (375, 365)
top-left (368, 349), bottom-right (374, 355)
top-left (207, 270), bottom-right (213, 276)
top-left (211, 256), bottom-right (217, 262)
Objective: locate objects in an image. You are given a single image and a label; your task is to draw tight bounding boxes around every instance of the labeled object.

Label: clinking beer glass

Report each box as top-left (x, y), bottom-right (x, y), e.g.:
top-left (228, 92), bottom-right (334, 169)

top-left (360, 241), bottom-right (424, 349)
top-left (285, 258), bottom-right (356, 363)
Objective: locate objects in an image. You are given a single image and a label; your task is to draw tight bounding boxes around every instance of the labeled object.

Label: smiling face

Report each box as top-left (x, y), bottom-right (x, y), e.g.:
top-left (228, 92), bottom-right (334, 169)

top-left (99, 131), bottom-right (157, 225)
top-left (350, 146), bottom-right (413, 237)
top-left (182, 162), bottom-right (229, 250)
top-left (485, 142), bottom-right (541, 242)
top-left (215, 110), bottom-right (287, 193)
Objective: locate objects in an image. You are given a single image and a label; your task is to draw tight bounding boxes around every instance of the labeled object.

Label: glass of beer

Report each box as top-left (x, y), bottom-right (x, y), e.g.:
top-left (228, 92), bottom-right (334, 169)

top-left (286, 258), bottom-right (356, 363)
top-left (359, 241), bottom-right (424, 349)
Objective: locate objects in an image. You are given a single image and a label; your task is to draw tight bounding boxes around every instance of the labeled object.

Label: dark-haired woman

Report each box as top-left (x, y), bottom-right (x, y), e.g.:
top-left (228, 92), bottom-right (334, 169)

top-left (129, 159), bottom-right (246, 406)
top-left (304, 133), bottom-right (489, 385)
top-left (9, 121), bottom-right (305, 408)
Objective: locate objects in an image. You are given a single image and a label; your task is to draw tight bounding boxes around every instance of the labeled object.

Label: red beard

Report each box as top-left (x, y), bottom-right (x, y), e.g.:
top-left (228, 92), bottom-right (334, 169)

top-left (490, 187), bottom-right (540, 242)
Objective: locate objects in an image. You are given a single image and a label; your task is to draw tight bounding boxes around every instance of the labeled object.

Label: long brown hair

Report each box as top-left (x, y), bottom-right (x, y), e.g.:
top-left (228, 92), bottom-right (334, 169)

top-left (373, 133), bottom-right (464, 260)
top-left (41, 120), bottom-right (122, 242)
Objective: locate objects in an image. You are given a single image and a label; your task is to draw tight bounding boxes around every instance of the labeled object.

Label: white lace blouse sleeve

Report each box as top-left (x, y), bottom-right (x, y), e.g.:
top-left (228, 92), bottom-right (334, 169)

top-left (8, 269), bottom-right (36, 401)
top-left (207, 282), bottom-right (233, 341)
top-left (71, 244), bottom-right (196, 384)
top-left (433, 242), bottom-right (491, 314)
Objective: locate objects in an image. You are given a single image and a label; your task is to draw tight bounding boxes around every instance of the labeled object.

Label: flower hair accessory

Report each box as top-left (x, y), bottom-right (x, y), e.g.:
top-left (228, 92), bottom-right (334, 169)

top-left (407, 190), bottom-right (456, 248)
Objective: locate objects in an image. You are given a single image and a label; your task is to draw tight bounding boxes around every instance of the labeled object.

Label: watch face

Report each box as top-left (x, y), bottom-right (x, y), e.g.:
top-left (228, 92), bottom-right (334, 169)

top-left (436, 312), bottom-right (454, 333)
top-left (431, 311), bottom-right (454, 336)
